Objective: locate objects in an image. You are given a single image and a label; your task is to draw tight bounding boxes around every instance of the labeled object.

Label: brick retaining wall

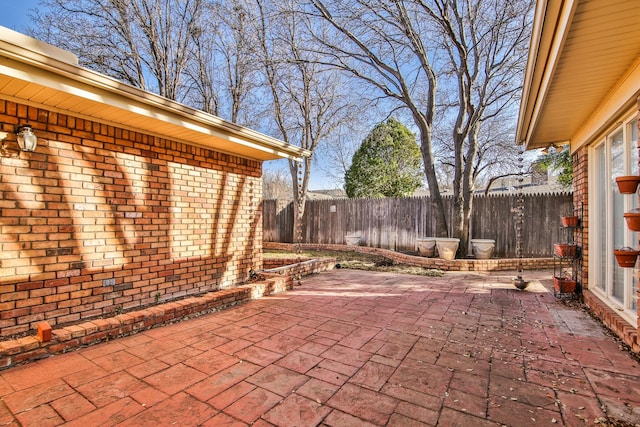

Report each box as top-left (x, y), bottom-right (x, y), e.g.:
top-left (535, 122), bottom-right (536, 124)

top-left (263, 257), bottom-right (336, 277)
top-left (0, 257), bottom-right (336, 370)
top-left (263, 258), bottom-right (311, 269)
top-left (264, 242), bottom-right (554, 272)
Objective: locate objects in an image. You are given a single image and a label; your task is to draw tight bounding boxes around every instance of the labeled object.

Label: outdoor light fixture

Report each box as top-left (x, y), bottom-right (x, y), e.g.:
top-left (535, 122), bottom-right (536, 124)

top-left (15, 124), bottom-right (37, 152)
top-left (540, 143), bottom-right (563, 155)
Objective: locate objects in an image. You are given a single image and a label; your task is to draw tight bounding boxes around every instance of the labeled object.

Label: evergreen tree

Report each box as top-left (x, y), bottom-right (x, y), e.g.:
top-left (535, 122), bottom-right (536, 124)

top-left (345, 118), bottom-right (423, 198)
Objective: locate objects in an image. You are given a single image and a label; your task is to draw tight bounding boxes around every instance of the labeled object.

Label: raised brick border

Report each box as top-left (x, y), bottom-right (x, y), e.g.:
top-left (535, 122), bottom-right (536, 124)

top-left (584, 290), bottom-right (640, 353)
top-left (0, 257), bottom-right (335, 370)
top-left (264, 242), bottom-right (554, 272)
top-left (263, 257), bottom-right (336, 277)
top-left (0, 285), bottom-right (252, 370)
top-left (263, 257), bottom-right (311, 269)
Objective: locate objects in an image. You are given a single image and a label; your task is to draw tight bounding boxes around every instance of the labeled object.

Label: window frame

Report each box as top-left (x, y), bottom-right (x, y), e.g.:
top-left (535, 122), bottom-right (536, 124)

top-left (588, 111), bottom-right (638, 325)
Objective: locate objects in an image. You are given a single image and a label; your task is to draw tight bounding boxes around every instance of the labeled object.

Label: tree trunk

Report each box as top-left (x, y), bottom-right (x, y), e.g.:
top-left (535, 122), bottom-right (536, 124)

top-left (418, 131), bottom-right (448, 238)
top-left (459, 125), bottom-right (481, 257)
top-left (289, 158), bottom-right (311, 246)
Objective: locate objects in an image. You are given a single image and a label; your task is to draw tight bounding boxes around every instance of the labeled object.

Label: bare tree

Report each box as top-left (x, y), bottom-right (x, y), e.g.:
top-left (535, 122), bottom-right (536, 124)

top-left (183, 4), bottom-right (220, 115)
top-left (263, 168), bottom-right (293, 200)
top-left (253, 0), bottom-right (359, 241)
top-left (315, 127), bottom-right (361, 188)
top-left (31, 0), bottom-right (204, 101)
top-left (217, 0), bottom-right (261, 124)
top-left (181, 0), bottom-right (263, 124)
top-left (434, 111), bottom-right (523, 190)
top-left (315, 105), bottom-right (381, 188)
top-left (308, 0), bottom-right (448, 238)
top-left (308, 0), bottom-right (532, 254)
top-left (424, 0), bottom-right (533, 253)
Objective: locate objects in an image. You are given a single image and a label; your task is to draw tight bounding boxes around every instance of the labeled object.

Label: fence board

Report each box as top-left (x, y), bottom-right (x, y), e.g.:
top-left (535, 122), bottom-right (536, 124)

top-left (263, 192), bottom-right (572, 257)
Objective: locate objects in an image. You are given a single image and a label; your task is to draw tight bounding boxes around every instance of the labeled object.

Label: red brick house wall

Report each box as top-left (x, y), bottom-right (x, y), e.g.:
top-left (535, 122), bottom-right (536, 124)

top-left (0, 100), bottom-right (263, 337)
top-left (572, 145), bottom-right (589, 289)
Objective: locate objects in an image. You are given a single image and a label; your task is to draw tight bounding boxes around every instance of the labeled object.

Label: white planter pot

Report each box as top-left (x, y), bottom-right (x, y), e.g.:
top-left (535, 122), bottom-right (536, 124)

top-left (470, 239), bottom-right (495, 260)
top-left (436, 238), bottom-right (460, 260)
top-left (345, 235), bottom-right (361, 246)
top-left (416, 237), bottom-right (437, 257)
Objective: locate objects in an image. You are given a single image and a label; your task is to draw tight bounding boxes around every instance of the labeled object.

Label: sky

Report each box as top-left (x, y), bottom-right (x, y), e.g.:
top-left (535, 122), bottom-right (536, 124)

top-left (0, 0), bottom-right (40, 31)
top-left (0, 0), bottom-right (341, 191)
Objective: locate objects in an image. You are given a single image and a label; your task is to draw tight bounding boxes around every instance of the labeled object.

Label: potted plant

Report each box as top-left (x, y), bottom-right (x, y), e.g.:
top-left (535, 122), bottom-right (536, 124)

top-left (624, 208), bottom-right (640, 231)
top-left (615, 176), bottom-right (640, 194)
top-left (561, 215), bottom-right (579, 228)
top-left (554, 243), bottom-right (577, 258)
top-left (553, 275), bottom-right (577, 293)
top-left (614, 247), bottom-right (640, 268)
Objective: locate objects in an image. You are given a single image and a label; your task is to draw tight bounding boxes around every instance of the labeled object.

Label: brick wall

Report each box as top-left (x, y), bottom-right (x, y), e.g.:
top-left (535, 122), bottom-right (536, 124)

top-left (263, 242), bottom-right (555, 271)
top-left (572, 145), bottom-right (589, 289)
top-left (0, 100), bottom-right (263, 337)
top-left (263, 258), bottom-right (311, 269)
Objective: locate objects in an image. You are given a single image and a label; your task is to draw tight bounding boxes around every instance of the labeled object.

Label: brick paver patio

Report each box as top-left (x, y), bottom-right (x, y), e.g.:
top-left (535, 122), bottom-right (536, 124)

top-left (1, 269), bottom-right (639, 426)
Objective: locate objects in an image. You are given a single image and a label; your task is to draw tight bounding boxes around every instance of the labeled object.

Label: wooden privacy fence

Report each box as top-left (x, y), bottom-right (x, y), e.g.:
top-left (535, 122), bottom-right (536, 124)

top-left (263, 192), bottom-right (574, 257)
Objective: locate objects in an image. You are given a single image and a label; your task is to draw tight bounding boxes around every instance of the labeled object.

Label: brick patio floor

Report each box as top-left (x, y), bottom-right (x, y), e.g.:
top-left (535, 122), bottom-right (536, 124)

top-left (1, 269), bottom-right (640, 426)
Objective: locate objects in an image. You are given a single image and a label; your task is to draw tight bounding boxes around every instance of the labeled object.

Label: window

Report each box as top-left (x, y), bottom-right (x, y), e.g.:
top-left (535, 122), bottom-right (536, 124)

top-left (589, 116), bottom-right (638, 323)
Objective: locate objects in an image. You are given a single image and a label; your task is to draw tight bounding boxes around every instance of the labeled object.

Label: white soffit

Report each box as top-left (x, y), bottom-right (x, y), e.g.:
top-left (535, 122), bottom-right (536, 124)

top-left (518, 0), bottom-right (640, 150)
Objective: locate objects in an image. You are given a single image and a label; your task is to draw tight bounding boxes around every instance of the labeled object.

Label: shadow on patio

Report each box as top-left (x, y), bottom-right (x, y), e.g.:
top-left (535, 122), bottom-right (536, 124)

top-left (1, 268), bottom-right (639, 426)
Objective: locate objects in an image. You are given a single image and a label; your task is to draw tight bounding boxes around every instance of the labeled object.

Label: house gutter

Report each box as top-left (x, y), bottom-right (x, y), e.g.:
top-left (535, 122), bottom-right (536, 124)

top-left (0, 26), bottom-right (309, 161)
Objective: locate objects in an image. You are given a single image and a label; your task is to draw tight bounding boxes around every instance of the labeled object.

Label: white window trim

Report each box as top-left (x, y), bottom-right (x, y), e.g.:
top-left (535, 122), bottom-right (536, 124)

top-left (588, 110), bottom-right (638, 326)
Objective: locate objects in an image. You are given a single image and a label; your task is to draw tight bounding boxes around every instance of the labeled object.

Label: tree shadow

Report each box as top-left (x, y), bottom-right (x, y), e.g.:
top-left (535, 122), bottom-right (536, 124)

top-left (0, 121), bottom-right (262, 335)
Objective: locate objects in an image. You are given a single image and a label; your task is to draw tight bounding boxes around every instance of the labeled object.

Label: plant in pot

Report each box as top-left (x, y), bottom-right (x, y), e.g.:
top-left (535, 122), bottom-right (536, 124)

top-left (553, 275), bottom-right (577, 293)
top-left (554, 243), bottom-right (577, 258)
top-left (561, 215), bottom-right (579, 228)
top-left (614, 247), bottom-right (640, 268)
top-left (624, 208), bottom-right (640, 231)
top-left (615, 175), bottom-right (640, 194)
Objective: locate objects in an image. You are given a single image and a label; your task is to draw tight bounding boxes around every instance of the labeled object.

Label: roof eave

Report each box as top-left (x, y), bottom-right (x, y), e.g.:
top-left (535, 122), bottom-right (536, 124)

top-left (0, 26), bottom-right (308, 161)
top-left (515, 0), bottom-right (578, 150)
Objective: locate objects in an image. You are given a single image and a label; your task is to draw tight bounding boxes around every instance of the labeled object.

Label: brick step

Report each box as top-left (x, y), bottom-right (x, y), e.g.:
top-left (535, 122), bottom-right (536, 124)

top-left (0, 273), bottom-right (289, 370)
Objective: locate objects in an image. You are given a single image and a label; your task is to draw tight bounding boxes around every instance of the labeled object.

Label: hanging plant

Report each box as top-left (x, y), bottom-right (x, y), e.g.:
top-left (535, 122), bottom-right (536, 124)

top-left (561, 216), bottom-right (579, 228)
top-left (624, 208), bottom-right (640, 231)
top-left (553, 276), bottom-right (577, 293)
top-left (615, 176), bottom-right (640, 194)
top-left (614, 247), bottom-right (640, 268)
top-left (537, 146), bottom-right (573, 189)
top-left (554, 243), bottom-right (577, 258)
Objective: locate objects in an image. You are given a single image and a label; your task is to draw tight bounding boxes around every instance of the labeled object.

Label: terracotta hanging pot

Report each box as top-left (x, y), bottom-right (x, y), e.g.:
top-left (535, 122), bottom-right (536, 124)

top-left (624, 209), bottom-right (640, 232)
top-left (553, 276), bottom-right (577, 293)
top-left (616, 176), bottom-right (640, 194)
top-left (614, 247), bottom-right (640, 268)
top-left (554, 243), bottom-right (577, 258)
top-left (561, 216), bottom-right (579, 227)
